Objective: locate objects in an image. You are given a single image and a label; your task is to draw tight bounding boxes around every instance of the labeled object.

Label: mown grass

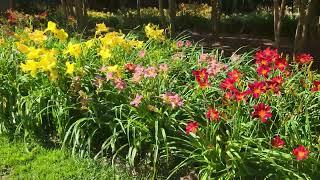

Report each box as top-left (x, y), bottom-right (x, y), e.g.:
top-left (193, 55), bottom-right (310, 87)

top-left (0, 136), bottom-right (132, 179)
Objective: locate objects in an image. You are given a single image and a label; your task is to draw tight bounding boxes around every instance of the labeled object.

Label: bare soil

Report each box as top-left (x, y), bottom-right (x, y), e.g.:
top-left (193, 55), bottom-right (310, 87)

top-left (188, 32), bottom-right (320, 69)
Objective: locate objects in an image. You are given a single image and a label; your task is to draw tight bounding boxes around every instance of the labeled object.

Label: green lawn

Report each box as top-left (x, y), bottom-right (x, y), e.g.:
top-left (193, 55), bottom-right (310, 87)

top-left (0, 136), bottom-right (131, 179)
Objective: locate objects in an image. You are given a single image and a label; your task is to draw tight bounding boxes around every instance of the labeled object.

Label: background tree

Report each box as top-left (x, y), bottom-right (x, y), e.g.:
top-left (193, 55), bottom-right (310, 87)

top-left (211, 0), bottom-right (220, 35)
top-left (137, 0), bottom-right (141, 19)
top-left (273, 0), bottom-right (286, 48)
top-left (9, 0), bottom-right (14, 9)
top-left (294, 0), bottom-right (318, 53)
top-left (168, 0), bottom-right (177, 34)
top-left (159, 0), bottom-right (165, 24)
top-left (60, 0), bottom-right (88, 30)
top-left (120, 0), bottom-right (128, 9)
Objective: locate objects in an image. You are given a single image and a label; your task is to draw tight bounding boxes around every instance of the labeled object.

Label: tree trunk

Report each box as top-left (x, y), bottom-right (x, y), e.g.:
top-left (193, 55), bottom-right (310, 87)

top-left (301, 0), bottom-right (318, 47)
top-left (318, 17), bottom-right (320, 39)
top-left (120, 0), bottom-right (127, 9)
top-left (294, 0), bottom-right (307, 53)
top-left (168, 0), bottom-right (176, 34)
top-left (159, 0), bottom-right (164, 24)
top-left (61, 0), bottom-right (68, 18)
top-left (82, 0), bottom-right (88, 27)
top-left (65, 0), bottom-right (75, 17)
top-left (211, 0), bottom-right (220, 35)
top-left (137, 0), bottom-right (141, 18)
top-left (273, 0), bottom-right (286, 48)
top-left (61, 0), bottom-right (88, 30)
top-left (274, 0), bottom-right (280, 48)
top-left (294, 0), bottom-right (317, 53)
top-left (9, 0), bottom-right (14, 9)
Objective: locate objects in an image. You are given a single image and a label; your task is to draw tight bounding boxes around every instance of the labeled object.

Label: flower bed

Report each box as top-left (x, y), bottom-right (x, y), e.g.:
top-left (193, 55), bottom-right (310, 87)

top-left (0, 20), bottom-right (320, 178)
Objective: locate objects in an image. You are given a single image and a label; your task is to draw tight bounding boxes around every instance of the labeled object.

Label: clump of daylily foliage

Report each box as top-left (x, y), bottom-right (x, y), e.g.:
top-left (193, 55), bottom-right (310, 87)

top-left (0, 19), bottom-right (320, 179)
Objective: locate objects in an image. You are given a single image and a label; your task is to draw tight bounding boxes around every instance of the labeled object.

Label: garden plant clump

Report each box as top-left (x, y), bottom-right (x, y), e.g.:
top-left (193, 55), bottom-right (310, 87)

top-left (0, 19), bottom-right (320, 179)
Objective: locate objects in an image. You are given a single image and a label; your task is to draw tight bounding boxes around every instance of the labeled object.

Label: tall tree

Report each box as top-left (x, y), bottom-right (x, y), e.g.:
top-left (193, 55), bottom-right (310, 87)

top-left (273, 0), bottom-right (286, 48)
top-left (301, 0), bottom-right (319, 47)
top-left (294, 0), bottom-right (318, 53)
top-left (159, 0), bottom-right (164, 24)
top-left (137, 0), bottom-right (141, 18)
top-left (60, 0), bottom-right (88, 30)
top-left (61, 0), bottom-right (67, 19)
top-left (9, 0), bottom-right (14, 9)
top-left (120, 0), bottom-right (128, 9)
top-left (168, 0), bottom-right (176, 34)
top-left (211, 0), bottom-right (220, 35)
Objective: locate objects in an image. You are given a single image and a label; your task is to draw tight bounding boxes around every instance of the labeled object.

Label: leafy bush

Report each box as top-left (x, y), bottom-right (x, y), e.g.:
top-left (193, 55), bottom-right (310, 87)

top-left (0, 18), bottom-right (320, 179)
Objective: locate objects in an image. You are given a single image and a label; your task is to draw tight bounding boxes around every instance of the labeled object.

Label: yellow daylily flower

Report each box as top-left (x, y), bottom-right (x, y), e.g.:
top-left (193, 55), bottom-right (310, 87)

top-left (65, 61), bottom-right (75, 75)
top-left (95, 23), bottom-right (109, 35)
top-left (107, 65), bottom-right (122, 77)
top-left (144, 23), bottom-right (165, 41)
top-left (64, 43), bottom-right (82, 58)
top-left (24, 27), bottom-right (33, 33)
top-left (128, 40), bottom-right (144, 49)
top-left (28, 30), bottom-right (47, 43)
top-left (16, 42), bottom-right (30, 54)
top-left (84, 39), bottom-right (95, 48)
top-left (21, 60), bottom-right (38, 77)
top-left (45, 21), bottom-right (57, 32)
top-left (99, 32), bottom-right (125, 47)
top-left (26, 47), bottom-right (45, 60)
top-left (54, 28), bottom-right (68, 41)
top-left (38, 50), bottom-right (57, 72)
top-left (99, 48), bottom-right (112, 60)
top-left (107, 65), bottom-right (119, 72)
top-left (49, 69), bottom-right (58, 81)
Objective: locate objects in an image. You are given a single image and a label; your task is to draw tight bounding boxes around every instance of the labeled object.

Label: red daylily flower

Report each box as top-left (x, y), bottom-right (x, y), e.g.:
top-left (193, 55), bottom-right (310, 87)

top-left (257, 65), bottom-right (271, 78)
top-left (220, 78), bottom-right (236, 91)
top-left (192, 68), bottom-right (210, 89)
top-left (6, 9), bottom-right (17, 24)
top-left (271, 76), bottom-right (283, 84)
top-left (311, 81), bottom-right (320, 92)
top-left (296, 53), bottom-right (313, 64)
top-left (186, 121), bottom-right (199, 135)
top-left (224, 91), bottom-right (234, 100)
top-left (275, 58), bottom-right (288, 72)
top-left (227, 69), bottom-right (242, 82)
top-left (255, 48), bottom-right (279, 65)
top-left (206, 107), bottom-right (220, 122)
top-left (263, 47), bottom-right (280, 63)
top-left (292, 145), bottom-right (309, 161)
top-left (267, 80), bottom-right (280, 93)
top-left (267, 77), bottom-right (282, 93)
top-left (125, 63), bottom-right (137, 73)
top-left (252, 103), bottom-right (272, 123)
top-left (255, 57), bottom-right (270, 66)
top-left (36, 11), bottom-right (48, 20)
top-left (248, 81), bottom-right (267, 98)
top-left (271, 135), bottom-right (285, 148)
top-left (235, 90), bottom-right (249, 102)
top-left (284, 69), bottom-right (292, 77)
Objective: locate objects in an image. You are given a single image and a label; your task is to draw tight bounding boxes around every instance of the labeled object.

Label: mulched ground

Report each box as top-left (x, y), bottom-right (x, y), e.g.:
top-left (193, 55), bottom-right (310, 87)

top-left (188, 32), bottom-right (320, 69)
